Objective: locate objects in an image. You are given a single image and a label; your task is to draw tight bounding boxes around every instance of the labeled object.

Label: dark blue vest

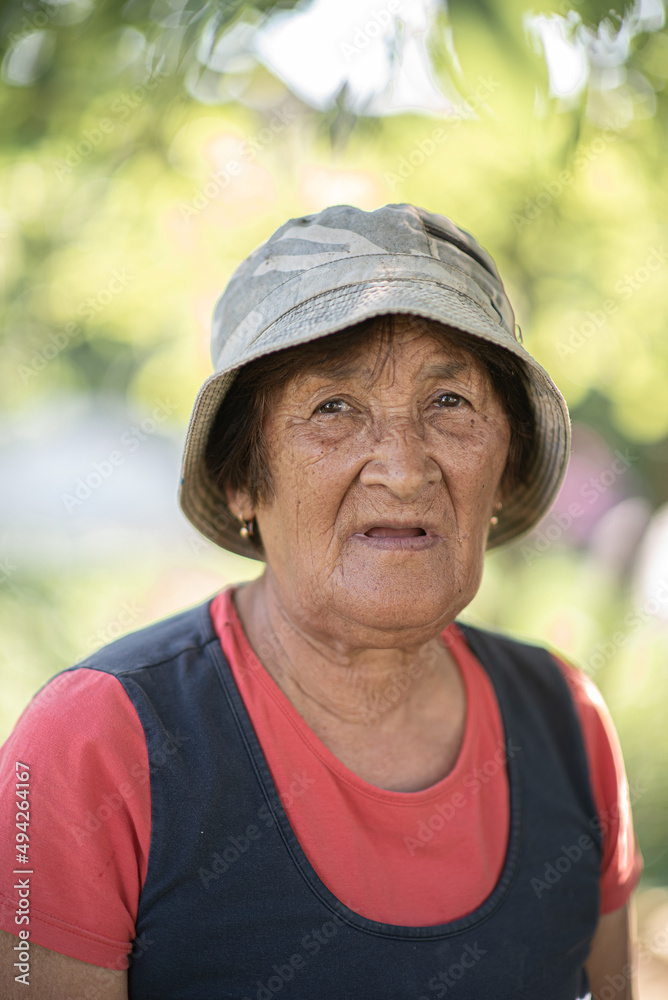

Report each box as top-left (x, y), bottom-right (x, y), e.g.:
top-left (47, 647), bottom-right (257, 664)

top-left (70, 598), bottom-right (600, 999)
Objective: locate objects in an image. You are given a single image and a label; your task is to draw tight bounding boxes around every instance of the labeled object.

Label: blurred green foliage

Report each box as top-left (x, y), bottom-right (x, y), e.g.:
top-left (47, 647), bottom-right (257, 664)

top-left (1, 0), bottom-right (667, 890)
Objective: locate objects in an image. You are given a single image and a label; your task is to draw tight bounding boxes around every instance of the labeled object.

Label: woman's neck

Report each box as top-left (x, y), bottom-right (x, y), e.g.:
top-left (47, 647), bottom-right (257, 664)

top-left (232, 575), bottom-right (467, 791)
top-left (232, 573), bottom-right (462, 732)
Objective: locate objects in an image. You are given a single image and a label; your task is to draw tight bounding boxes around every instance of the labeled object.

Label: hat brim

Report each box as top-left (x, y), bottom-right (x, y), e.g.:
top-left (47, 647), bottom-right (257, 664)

top-left (179, 277), bottom-right (570, 560)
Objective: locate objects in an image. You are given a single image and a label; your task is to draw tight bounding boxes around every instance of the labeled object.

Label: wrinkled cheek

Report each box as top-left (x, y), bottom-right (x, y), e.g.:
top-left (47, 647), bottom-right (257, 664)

top-left (278, 509), bottom-right (345, 598)
top-left (464, 550), bottom-right (486, 596)
top-left (441, 531), bottom-right (486, 596)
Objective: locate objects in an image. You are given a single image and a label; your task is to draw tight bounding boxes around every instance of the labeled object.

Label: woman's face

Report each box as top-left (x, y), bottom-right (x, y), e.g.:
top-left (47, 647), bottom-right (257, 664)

top-left (232, 316), bottom-right (511, 647)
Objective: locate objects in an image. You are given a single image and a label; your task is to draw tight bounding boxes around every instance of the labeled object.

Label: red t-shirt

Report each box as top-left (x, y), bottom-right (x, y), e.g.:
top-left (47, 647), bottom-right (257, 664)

top-left (0, 589), bottom-right (643, 968)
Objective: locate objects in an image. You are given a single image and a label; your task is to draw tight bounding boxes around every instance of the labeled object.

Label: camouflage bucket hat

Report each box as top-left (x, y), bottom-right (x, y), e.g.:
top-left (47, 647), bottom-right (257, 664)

top-left (179, 203), bottom-right (570, 560)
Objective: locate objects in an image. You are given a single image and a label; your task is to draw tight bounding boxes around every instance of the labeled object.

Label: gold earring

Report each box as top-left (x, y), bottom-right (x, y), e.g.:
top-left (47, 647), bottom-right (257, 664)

top-left (239, 518), bottom-right (254, 539)
top-left (490, 501), bottom-right (502, 526)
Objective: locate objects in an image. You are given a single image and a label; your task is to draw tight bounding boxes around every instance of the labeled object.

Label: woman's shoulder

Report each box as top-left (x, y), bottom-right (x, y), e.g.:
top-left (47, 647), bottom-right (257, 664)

top-left (453, 618), bottom-right (557, 658)
top-left (70, 595), bottom-right (218, 680)
top-left (2, 667), bottom-right (148, 786)
top-left (455, 620), bottom-right (619, 735)
top-left (455, 621), bottom-right (607, 694)
top-left (547, 653), bottom-right (630, 779)
top-left (549, 654), bottom-right (608, 712)
top-left (545, 651), bottom-right (624, 755)
top-left (452, 619), bottom-right (573, 693)
top-left (1, 593), bottom-right (221, 768)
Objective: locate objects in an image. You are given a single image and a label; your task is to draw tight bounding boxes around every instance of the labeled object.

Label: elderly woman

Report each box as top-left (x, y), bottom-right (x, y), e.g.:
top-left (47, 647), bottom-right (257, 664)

top-left (0, 204), bottom-right (642, 999)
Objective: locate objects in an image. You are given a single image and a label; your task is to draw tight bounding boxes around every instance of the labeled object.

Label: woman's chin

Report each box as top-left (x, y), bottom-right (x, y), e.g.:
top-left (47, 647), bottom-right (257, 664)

top-left (326, 583), bottom-right (470, 642)
top-left (327, 548), bottom-right (481, 633)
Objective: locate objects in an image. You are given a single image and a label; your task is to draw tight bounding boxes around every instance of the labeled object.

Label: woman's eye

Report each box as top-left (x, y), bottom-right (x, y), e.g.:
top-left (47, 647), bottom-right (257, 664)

top-left (315, 398), bottom-right (350, 414)
top-left (434, 392), bottom-right (464, 408)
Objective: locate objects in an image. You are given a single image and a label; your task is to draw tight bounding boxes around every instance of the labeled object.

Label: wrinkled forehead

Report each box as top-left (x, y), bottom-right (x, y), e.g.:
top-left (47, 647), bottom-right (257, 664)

top-left (277, 315), bottom-right (495, 396)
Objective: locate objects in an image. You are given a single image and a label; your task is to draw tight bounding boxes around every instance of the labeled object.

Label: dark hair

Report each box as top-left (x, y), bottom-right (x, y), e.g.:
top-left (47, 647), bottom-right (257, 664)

top-left (205, 316), bottom-right (536, 553)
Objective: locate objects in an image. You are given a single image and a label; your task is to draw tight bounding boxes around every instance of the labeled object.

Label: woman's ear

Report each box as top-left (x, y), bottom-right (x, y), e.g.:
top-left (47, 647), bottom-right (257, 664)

top-left (224, 485), bottom-right (254, 524)
top-left (224, 485), bottom-right (262, 550)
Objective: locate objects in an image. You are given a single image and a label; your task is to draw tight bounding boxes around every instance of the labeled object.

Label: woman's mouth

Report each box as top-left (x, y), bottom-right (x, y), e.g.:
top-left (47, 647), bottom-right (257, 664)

top-left (364, 526), bottom-right (426, 538)
top-left (352, 525), bottom-right (437, 550)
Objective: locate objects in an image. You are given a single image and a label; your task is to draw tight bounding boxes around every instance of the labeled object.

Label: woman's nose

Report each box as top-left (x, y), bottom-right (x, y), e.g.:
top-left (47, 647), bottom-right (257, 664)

top-left (358, 422), bottom-right (442, 501)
